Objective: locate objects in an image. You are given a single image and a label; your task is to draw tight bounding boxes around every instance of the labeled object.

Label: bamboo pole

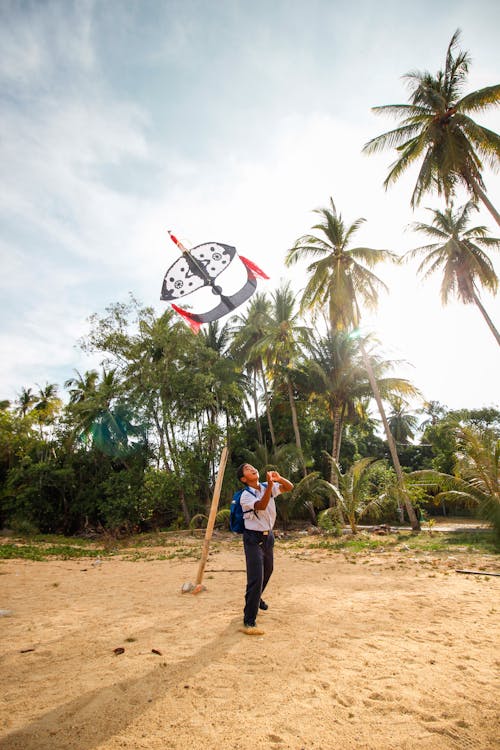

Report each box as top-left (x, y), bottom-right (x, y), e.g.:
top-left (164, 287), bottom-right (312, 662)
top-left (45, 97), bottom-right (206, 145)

top-left (194, 445), bottom-right (229, 587)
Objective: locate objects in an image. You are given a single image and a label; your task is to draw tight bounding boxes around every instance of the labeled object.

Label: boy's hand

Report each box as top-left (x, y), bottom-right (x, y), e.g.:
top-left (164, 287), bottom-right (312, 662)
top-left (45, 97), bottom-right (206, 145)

top-left (267, 470), bottom-right (280, 482)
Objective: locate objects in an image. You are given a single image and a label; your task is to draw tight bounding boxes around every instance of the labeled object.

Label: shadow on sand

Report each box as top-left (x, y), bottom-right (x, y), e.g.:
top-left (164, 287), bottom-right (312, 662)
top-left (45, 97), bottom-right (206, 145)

top-left (0, 617), bottom-right (242, 750)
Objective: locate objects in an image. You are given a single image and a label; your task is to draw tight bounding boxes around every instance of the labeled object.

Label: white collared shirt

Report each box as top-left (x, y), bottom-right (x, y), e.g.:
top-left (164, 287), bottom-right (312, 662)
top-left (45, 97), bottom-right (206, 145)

top-left (240, 482), bottom-right (281, 531)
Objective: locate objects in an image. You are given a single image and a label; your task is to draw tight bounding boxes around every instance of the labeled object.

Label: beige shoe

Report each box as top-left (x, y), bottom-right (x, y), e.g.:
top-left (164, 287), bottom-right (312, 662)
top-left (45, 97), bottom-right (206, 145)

top-left (239, 624), bottom-right (265, 635)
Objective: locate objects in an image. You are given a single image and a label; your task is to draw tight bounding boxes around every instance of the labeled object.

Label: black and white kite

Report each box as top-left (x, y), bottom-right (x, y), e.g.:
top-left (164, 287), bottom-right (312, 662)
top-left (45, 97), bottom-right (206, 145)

top-left (160, 231), bottom-right (269, 332)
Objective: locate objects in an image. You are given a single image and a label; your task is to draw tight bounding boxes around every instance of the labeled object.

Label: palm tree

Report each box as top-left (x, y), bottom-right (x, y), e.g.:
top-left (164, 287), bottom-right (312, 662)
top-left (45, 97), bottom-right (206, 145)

top-left (16, 387), bottom-right (35, 418)
top-left (277, 471), bottom-right (335, 527)
top-left (388, 397), bottom-right (419, 444)
top-left (287, 198), bottom-right (421, 530)
top-left (301, 329), bottom-right (369, 482)
top-left (363, 30), bottom-right (500, 226)
top-left (67, 368), bottom-right (134, 455)
top-left (199, 320), bottom-right (250, 479)
top-left (255, 282), bottom-right (311, 475)
top-left (286, 198), bottom-right (393, 331)
top-left (33, 382), bottom-right (62, 437)
top-left (406, 201), bottom-right (500, 345)
top-left (327, 457), bottom-right (383, 534)
top-left (418, 400), bottom-right (448, 429)
top-left (65, 369), bottom-right (99, 404)
top-left (230, 292), bottom-right (277, 449)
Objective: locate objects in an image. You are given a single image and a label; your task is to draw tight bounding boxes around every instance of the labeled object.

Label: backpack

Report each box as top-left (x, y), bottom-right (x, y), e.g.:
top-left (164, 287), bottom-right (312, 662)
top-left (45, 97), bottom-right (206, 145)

top-left (230, 483), bottom-right (267, 533)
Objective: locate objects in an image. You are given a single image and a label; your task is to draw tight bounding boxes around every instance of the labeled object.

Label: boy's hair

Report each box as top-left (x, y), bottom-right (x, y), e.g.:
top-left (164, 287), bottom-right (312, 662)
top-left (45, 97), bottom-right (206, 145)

top-left (236, 463), bottom-right (249, 482)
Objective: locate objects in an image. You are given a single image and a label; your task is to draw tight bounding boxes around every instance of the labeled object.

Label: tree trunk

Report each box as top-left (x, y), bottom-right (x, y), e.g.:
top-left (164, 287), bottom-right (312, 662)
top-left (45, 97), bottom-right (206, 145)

top-left (287, 377), bottom-right (306, 477)
top-left (152, 405), bottom-right (170, 471)
top-left (253, 369), bottom-right (264, 445)
top-left (165, 418), bottom-right (190, 525)
top-left (260, 360), bottom-right (276, 449)
top-left (359, 341), bottom-right (421, 531)
top-left (471, 288), bottom-right (500, 346)
top-left (470, 177), bottom-right (500, 228)
top-left (331, 406), bottom-right (343, 486)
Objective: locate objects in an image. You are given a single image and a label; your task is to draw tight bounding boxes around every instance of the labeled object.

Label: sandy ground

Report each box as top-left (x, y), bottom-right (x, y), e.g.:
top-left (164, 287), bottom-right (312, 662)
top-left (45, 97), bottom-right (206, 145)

top-left (0, 532), bottom-right (499, 750)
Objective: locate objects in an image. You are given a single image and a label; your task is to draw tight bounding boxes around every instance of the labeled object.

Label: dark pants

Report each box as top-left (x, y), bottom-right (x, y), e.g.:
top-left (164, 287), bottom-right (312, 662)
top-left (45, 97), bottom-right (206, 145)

top-left (243, 529), bottom-right (274, 625)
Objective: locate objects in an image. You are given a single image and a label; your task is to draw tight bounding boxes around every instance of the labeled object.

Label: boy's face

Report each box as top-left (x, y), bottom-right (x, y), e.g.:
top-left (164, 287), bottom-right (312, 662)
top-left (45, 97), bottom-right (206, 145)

top-left (240, 464), bottom-right (259, 484)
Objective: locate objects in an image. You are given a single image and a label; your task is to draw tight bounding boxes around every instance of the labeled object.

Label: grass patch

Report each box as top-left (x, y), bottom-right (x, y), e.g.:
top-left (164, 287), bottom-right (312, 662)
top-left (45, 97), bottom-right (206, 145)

top-left (1, 528), bottom-right (496, 562)
top-left (120, 546), bottom-right (201, 562)
top-left (279, 529), bottom-right (498, 556)
top-left (0, 543), bottom-right (111, 561)
top-left (394, 530), bottom-right (498, 555)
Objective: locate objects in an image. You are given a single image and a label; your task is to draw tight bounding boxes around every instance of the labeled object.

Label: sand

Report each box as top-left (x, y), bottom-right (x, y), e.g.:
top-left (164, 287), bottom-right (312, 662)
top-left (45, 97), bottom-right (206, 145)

top-left (0, 531), bottom-right (499, 750)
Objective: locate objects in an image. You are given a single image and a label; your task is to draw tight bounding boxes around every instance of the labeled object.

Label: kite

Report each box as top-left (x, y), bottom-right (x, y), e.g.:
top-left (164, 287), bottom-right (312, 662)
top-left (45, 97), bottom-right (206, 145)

top-left (160, 231), bottom-right (269, 332)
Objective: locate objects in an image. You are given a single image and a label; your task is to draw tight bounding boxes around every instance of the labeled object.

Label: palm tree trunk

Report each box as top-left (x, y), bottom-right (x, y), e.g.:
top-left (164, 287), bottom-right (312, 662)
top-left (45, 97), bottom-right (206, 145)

top-left (287, 377), bottom-right (306, 476)
top-left (359, 341), bottom-right (420, 531)
top-left (259, 360), bottom-right (276, 449)
top-left (470, 177), bottom-right (500, 228)
top-left (253, 369), bottom-right (264, 445)
top-left (165, 418), bottom-right (190, 525)
top-left (471, 288), bottom-right (500, 346)
top-left (331, 406), bottom-right (343, 486)
top-left (152, 406), bottom-right (171, 471)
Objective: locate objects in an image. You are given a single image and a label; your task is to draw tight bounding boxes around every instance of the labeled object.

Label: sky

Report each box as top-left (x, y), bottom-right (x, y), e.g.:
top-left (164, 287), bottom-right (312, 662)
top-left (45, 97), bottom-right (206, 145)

top-left (1, 0), bottom-right (499, 415)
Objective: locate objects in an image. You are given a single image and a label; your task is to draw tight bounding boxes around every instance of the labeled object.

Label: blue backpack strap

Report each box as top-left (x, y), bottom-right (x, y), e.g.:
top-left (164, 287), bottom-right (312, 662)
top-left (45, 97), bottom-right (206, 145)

top-left (242, 486), bottom-right (259, 519)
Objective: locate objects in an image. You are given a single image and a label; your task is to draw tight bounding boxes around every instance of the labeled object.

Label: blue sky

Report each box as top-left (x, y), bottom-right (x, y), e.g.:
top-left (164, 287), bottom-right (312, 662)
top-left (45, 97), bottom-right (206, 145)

top-left (1, 0), bottom-right (499, 412)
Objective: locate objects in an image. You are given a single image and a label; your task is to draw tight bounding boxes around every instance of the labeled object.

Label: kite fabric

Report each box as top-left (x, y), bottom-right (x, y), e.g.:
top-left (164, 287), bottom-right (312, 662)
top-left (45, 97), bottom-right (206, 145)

top-left (160, 236), bottom-right (269, 332)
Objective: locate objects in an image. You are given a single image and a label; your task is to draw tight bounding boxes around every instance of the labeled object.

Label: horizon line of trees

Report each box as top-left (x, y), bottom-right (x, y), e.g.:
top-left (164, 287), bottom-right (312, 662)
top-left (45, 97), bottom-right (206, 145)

top-left (1, 29), bottom-right (499, 538)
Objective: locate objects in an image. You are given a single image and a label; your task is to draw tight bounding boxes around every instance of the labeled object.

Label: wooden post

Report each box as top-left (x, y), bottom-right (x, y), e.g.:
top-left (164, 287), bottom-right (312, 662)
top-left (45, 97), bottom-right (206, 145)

top-left (195, 445), bottom-right (229, 587)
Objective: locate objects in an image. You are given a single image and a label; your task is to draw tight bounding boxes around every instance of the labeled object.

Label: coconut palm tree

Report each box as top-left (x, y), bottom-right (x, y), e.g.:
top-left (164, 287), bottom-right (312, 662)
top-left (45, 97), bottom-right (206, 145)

top-left (388, 397), bottom-right (419, 444)
top-left (67, 368), bottom-right (135, 455)
top-left (406, 201), bottom-right (500, 345)
top-left (287, 198), bottom-right (421, 529)
top-left (301, 329), bottom-right (368, 481)
top-left (286, 197), bottom-right (394, 331)
top-left (363, 30), bottom-right (500, 226)
top-left (327, 456), bottom-right (383, 534)
top-left (277, 471), bottom-right (335, 527)
top-left (16, 387), bottom-right (35, 418)
top-left (255, 282), bottom-right (311, 476)
top-left (303, 332), bottom-right (418, 483)
top-left (230, 292), bottom-right (277, 449)
top-left (65, 369), bottom-right (99, 404)
top-left (33, 382), bottom-right (62, 437)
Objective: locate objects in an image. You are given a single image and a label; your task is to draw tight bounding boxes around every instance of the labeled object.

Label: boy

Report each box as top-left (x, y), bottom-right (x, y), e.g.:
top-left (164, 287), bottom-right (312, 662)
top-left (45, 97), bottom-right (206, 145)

top-left (236, 463), bottom-right (294, 635)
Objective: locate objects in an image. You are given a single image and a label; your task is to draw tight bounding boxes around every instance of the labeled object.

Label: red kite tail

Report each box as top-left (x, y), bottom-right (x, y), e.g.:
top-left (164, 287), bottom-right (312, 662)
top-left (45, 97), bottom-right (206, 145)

top-left (171, 304), bottom-right (202, 334)
top-left (240, 256), bottom-right (270, 280)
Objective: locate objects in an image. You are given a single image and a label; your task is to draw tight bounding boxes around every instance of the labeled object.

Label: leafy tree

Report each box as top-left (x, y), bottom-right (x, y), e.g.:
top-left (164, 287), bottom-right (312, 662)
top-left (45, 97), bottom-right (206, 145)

top-left (411, 424), bottom-right (500, 539)
top-left (363, 30), bottom-right (500, 226)
top-left (406, 201), bottom-right (500, 345)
